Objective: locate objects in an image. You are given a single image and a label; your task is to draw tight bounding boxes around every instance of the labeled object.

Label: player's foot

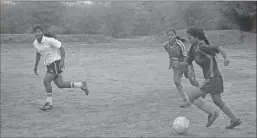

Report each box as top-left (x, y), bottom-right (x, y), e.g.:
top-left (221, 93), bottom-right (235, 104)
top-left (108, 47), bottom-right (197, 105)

top-left (180, 99), bottom-right (191, 108)
top-left (226, 119), bottom-right (242, 129)
top-left (206, 111), bottom-right (219, 127)
top-left (81, 81), bottom-right (89, 95)
top-left (39, 102), bottom-right (53, 111)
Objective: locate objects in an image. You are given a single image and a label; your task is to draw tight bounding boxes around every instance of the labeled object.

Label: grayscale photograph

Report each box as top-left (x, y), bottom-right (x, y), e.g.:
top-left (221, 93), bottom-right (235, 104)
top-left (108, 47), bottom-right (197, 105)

top-left (1, 0), bottom-right (256, 137)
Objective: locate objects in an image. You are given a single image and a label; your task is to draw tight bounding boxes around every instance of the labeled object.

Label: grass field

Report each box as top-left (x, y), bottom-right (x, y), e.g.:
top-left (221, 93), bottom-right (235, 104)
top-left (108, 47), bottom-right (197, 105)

top-left (1, 38), bottom-right (256, 137)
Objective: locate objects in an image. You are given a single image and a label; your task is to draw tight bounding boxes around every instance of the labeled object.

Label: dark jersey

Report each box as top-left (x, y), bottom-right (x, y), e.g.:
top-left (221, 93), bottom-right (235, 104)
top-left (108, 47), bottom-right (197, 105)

top-left (164, 39), bottom-right (187, 62)
top-left (187, 41), bottom-right (221, 79)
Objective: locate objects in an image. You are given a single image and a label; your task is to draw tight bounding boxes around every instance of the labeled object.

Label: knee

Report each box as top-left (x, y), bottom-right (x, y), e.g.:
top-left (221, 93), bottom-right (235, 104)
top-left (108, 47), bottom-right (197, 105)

top-left (54, 81), bottom-right (63, 89)
top-left (188, 88), bottom-right (205, 102)
top-left (43, 79), bottom-right (51, 87)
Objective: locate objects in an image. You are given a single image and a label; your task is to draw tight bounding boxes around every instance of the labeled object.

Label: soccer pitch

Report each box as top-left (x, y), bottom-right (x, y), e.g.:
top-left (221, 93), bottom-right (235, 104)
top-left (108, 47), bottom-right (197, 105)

top-left (1, 39), bottom-right (256, 137)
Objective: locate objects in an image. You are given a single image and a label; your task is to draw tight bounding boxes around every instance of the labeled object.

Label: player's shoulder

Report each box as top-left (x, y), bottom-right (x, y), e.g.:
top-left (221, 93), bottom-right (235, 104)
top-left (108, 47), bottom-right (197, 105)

top-left (198, 42), bottom-right (213, 48)
top-left (44, 36), bottom-right (61, 45)
top-left (44, 36), bottom-right (56, 41)
top-left (33, 39), bottom-right (38, 46)
top-left (176, 39), bottom-right (184, 46)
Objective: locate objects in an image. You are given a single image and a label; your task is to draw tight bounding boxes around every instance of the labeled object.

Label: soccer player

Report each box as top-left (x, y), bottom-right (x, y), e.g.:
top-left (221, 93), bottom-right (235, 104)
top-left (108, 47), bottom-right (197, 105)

top-left (32, 25), bottom-right (89, 111)
top-left (164, 28), bottom-right (219, 127)
top-left (180, 28), bottom-right (242, 129)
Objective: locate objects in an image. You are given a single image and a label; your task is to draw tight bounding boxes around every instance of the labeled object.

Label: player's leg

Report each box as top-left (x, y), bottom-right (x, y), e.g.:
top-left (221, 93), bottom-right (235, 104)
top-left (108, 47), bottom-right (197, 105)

top-left (40, 72), bottom-right (57, 111)
top-left (210, 93), bottom-right (241, 129)
top-left (180, 79), bottom-right (220, 127)
top-left (173, 69), bottom-right (188, 101)
top-left (209, 77), bottom-right (241, 129)
top-left (174, 68), bottom-right (216, 117)
top-left (182, 68), bottom-right (215, 115)
top-left (54, 60), bottom-right (89, 95)
top-left (53, 75), bottom-right (89, 95)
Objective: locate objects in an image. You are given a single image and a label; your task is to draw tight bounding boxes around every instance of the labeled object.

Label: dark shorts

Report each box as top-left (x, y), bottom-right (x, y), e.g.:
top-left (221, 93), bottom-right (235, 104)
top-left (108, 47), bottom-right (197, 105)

top-left (199, 76), bottom-right (224, 94)
top-left (46, 60), bottom-right (63, 75)
top-left (172, 63), bottom-right (189, 80)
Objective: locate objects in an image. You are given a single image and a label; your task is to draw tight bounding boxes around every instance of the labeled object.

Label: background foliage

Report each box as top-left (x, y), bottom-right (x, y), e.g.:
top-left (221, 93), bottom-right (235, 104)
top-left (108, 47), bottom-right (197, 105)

top-left (1, 1), bottom-right (256, 37)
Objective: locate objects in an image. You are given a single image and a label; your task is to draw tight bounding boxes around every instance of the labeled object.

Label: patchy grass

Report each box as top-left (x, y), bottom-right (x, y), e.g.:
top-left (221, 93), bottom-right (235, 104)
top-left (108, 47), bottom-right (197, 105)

top-left (1, 38), bottom-right (256, 137)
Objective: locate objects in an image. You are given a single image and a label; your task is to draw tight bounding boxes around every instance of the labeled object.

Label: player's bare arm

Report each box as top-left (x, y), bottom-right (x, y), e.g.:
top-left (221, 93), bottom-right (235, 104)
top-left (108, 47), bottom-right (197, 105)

top-left (187, 64), bottom-right (199, 87)
top-left (59, 46), bottom-right (65, 69)
top-left (217, 47), bottom-right (230, 66)
top-left (34, 52), bottom-right (41, 75)
top-left (163, 42), bottom-right (173, 69)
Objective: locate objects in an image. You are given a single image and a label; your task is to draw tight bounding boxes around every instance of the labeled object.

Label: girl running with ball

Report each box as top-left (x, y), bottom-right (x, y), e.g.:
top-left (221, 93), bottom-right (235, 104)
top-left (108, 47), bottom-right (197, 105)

top-left (163, 28), bottom-right (220, 127)
top-left (180, 28), bottom-right (242, 129)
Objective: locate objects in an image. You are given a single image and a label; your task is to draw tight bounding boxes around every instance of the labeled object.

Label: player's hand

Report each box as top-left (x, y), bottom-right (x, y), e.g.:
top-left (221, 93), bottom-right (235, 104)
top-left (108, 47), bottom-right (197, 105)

top-left (188, 70), bottom-right (194, 79)
top-left (34, 67), bottom-right (38, 75)
top-left (169, 65), bottom-right (172, 70)
top-left (189, 77), bottom-right (199, 87)
top-left (224, 59), bottom-right (229, 66)
top-left (59, 60), bottom-right (65, 69)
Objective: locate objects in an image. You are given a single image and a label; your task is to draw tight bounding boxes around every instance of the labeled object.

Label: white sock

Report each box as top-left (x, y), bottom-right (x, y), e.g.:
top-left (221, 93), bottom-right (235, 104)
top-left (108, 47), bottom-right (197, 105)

top-left (72, 82), bottom-right (83, 88)
top-left (46, 95), bottom-right (52, 105)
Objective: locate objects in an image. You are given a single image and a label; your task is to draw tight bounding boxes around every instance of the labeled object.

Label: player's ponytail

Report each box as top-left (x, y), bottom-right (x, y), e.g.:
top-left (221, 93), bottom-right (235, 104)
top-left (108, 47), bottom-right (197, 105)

top-left (202, 35), bottom-right (210, 45)
top-left (176, 36), bottom-right (186, 42)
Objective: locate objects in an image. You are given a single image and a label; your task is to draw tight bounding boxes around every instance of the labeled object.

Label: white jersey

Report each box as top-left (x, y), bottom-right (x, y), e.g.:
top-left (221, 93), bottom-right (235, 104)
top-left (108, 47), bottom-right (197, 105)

top-left (33, 35), bottom-right (62, 66)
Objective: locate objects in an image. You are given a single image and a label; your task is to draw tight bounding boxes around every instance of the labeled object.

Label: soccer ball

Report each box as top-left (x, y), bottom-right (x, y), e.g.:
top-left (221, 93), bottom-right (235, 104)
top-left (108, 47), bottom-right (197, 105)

top-left (173, 117), bottom-right (190, 134)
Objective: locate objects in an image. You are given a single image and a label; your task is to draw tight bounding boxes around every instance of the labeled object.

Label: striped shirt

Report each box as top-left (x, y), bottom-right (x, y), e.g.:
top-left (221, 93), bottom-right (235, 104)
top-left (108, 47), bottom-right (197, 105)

top-left (164, 39), bottom-right (187, 62)
top-left (187, 41), bottom-right (221, 79)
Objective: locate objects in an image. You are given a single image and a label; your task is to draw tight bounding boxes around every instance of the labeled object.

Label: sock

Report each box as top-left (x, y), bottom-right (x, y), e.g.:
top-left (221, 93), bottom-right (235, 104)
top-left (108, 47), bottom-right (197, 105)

top-left (46, 93), bottom-right (53, 105)
top-left (221, 104), bottom-right (238, 122)
top-left (193, 98), bottom-right (215, 114)
top-left (178, 89), bottom-right (189, 101)
top-left (71, 82), bottom-right (83, 89)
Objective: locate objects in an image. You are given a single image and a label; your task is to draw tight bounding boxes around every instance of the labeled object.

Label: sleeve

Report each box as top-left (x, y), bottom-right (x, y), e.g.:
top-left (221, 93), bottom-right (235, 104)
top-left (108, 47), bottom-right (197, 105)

top-left (198, 43), bottom-right (220, 54)
top-left (177, 40), bottom-right (187, 56)
top-left (186, 47), bottom-right (195, 65)
top-left (47, 37), bottom-right (62, 49)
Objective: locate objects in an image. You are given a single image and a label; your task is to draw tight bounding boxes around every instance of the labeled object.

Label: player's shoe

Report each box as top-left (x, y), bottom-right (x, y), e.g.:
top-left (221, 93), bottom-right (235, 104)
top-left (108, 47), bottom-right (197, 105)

top-left (39, 102), bottom-right (53, 111)
top-left (180, 99), bottom-right (191, 108)
top-left (81, 81), bottom-right (89, 95)
top-left (226, 119), bottom-right (242, 129)
top-left (206, 111), bottom-right (219, 127)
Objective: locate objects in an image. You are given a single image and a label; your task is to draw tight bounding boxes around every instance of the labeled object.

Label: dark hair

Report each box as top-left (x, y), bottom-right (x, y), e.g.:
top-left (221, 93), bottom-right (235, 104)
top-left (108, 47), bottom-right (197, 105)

top-left (166, 28), bottom-right (186, 42)
top-left (187, 28), bottom-right (218, 56)
top-left (33, 24), bottom-right (58, 39)
top-left (186, 28), bottom-right (210, 45)
top-left (33, 24), bottom-right (45, 33)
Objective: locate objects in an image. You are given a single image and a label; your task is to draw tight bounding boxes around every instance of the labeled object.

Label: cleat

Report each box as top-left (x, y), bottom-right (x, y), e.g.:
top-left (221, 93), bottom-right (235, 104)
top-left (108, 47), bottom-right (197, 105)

top-left (81, 81), bottom-right (89, 95)
top-left (226, 119), bottom-right (242, 129)
top-left (206, 111), bottom-right (219, 127)
top-left (180, 100), bottom-right (191, 108)
top-left (39, 102), bottom-right (53, 111)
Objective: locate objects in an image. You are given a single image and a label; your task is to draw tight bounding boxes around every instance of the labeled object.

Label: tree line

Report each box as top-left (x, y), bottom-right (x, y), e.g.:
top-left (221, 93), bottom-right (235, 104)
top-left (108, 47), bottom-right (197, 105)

top-left (1, 1), bottom-right (256, 38)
